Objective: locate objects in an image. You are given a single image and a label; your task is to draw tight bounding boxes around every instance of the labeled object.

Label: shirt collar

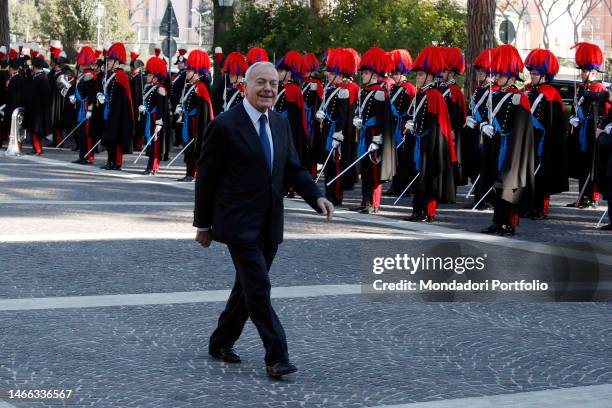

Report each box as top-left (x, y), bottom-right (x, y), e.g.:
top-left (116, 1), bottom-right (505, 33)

top-left (243, 98), bottom-right (269, 124)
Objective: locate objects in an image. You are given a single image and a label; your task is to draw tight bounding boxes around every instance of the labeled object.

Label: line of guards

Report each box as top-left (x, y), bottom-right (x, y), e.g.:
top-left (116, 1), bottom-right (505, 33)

top-left (0, 41), bottom-right (611, 234)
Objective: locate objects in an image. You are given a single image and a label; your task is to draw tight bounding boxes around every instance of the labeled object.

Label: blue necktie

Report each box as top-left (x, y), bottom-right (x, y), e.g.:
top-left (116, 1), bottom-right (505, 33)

top-left (259, 114), bottom-right (272, 171)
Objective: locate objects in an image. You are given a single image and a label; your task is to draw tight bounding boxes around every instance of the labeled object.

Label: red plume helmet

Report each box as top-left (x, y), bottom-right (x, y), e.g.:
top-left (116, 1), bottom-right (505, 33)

top-left (491, 44), bottom-right (524, 78)
top-left (107, 42), bottom-right (127, 64)
top-left (301, 53), bottom-right (320, 76)
top-left (222, 51), bottom-right (248, 76)
top-left (525, 48), bottom-right (559, 79)
top-left (572, 42), bottom-right (603, 71)
top-left (389, 49), bottom-right (413, 74)
top-left (77, 46), bottom-right (96, 66)
top-left (345, 48), bottom-right (361, 70)
top-left (444, 47), bottom-right (465, 74)
top-left (146, 55), bottom-right (168, 79)
top-left (276, 50), bottom-right (303, 79)
top-left (154, 48), bottom-right (161, 57)
top-left (327, 48), bottom-right (358, 77)
top-left (186, 49), bottom-right (211, 75)
top-left (412, 46), bottom-right (446, 76)
top-left (246, 47), bottom-right (268, 66)
top-left (472, 47), bottom-right (497, 72)
top-left (360, 47), bottom-right (390, 76)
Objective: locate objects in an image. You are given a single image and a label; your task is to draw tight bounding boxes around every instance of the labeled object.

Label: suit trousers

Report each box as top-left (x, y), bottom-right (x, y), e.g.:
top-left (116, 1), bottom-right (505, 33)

top-left (209, 226), bottom-right (289, 365)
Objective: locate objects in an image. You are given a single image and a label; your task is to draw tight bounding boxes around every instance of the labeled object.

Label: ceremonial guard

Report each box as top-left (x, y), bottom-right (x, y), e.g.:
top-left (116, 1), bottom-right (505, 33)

top-left (523, 48), bottom-right (568, 219)
top-left (221, 51), bottom-right (247, 112)
top-left (567, 42), bottom-right (611, 208)
top-left (0, 46), bottom-right (9, 147)
top-left (130, 47), bottom-right (145, 152)
top-left (70, 46), bottom-right (98, 164)
top-left (176, 50), bottom-right (214, 182)
top-left (353, 47), bottom-right (396, 214)
top-left (140, 52), bottom-right (169, 175)
top-left (3, 46), bottom-right (25, 150)
top-left (465, 48), bottom-right (499, 210)
top-left (403, 46), bottom-right (456, 222)
top-left (440, 47), bottom-right (468, 187)
top-left (50, 50), bottom-right (71, 146)
top-left (597, 91), bottom-right (612, 230)
top-left (170, 48), bottom-right (188, 147)
top-left (386, 49), bottom-right (416, 196)
top-left (274, 50), bottom-right (309, 194)
top-left (98, 42), bottom-right (134, 170)
top-left (301, 52), bottom-right (324, 175)
top-left (24, 51), bottom-right (51, 155)
top-left (317, 48), bottom-right (354, 205)
top-left (479, 45), bottom-right (534, 236)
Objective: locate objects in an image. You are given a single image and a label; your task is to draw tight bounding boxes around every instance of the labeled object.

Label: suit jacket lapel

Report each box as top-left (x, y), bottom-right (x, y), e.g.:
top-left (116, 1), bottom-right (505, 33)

top-left (269, 113), bottom-right (284, 177)
top-left (235, 104), bottom-right (269, 172)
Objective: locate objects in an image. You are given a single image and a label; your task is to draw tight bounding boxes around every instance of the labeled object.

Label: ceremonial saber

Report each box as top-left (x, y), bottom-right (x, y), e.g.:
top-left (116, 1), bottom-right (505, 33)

top-left (326, 147), bottom-right (372, 186)
top-left (133, 128), bottom-right (161, 164)
top-left (534, 163), bottom-right (541, 176)
top-left (315, 147), bottom-right (335, 184)
top-left (575, 173), bottom-right (591, 207)
top-left (166, 138), bottom-right (195, 168)
top-left (395, 138), bottom-right (405, 149)
top-left (472, 186), bottom-right (494, 211)
top-left (56, 118), bottom-right (87, 148)
top-left (393, 172), bottom-right (420, 205)
top-left (465, 174), bottom-right (480, 198)
top-left (597, 209), bottom-right (608, 228)
top-left (83, 139), bottom-right (102, 159)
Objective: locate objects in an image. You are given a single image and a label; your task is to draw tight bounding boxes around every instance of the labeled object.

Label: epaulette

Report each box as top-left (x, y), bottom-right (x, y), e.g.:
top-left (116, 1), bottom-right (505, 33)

top-left (158, 86), bottom-right (167, 97)
top-left (309, 82), bottom-right (318, 90)
top-left (338, 88), bottom-right (349, 99)
top-left (82, 72), bottom-right (93, 82)
top-left (512, 93), bottom-right (522, 105)
top-left (374, 90), bottom-right (386, 101)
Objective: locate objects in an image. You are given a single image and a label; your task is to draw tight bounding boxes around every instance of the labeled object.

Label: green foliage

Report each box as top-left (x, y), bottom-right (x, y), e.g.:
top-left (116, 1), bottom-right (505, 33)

top-left (36, 0), bottom-right (134, 57)
top-left (8, 0), bottom-right (39, 41)
top-left (218, 0), bottom-right (466, 58)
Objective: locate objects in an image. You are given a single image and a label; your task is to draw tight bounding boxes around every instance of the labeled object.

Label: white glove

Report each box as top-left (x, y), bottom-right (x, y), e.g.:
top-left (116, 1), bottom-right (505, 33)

top-left (0, 108), bottom-right (4, 117)
top-left (466, 116), bottom-right (477, 129)
top-left (372, 135), bottom-right (383, 144)
top-left (368, 142), bottom-right (380, 151)
top-left (569, 116), bottom-right (581, 128)
top-left (85, 111), bottom-right (92, 120)
top-left (353, 117), bottom-right (363, 129)
top-left (332, 139), bottom-right (341, 149)
top-left (175, 105), bottom-right (183, 115)
top-left (604, 123), bottom-right (612, 135)
top-left (405, 120), bottom-right (414, 133)
top-left (68, 95), bottom-right (76, 105)
top-left (138, 105), bottom-right (146, 114)
top-left (60, 88), bottom-right (68, 97)
top-left (315, 110), bottom-right (325, 122)
top-left (154, 125), bottom-right (162, 135)
top-left (481, 124), bottom-right (495, 138)
top-left (97, 92), bottom-right (105, 104)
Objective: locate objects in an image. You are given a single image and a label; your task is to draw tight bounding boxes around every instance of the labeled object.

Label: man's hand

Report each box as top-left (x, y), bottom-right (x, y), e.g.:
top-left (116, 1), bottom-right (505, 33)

top-left (316, 197), bottom-right (334, 222)
top-left (195, 230), bottom-right (213, 248)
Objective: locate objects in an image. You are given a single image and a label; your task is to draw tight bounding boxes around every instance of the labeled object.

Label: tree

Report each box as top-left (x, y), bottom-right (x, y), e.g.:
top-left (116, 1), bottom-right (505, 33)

top-left (8, 0), bottom-right (39, 42)
top-left (38, 0), bottom-right (95, 57)
top-left (0, 0), bottom-right (9, 48)
top-left (566, 0), bottom-right (602, 44)
top-left (100, 0), bottom-right (136, 46)
top-left (310, 0), bottom-right (325, 16)
top-left (534, 0), bottom-right (565, 49)
top-left (465, 0), bottom-right (495, 97)
top-left (496, 0), bottom-right (529, 36)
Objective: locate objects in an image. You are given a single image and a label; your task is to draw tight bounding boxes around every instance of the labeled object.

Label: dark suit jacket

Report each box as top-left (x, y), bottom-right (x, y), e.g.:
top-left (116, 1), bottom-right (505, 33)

top-left (194, 102), bottom-right (323, 244)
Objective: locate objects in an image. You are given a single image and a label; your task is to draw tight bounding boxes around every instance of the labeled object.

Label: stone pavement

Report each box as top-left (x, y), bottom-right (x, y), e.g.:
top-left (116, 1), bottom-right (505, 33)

top-left (0, 145), bottom-right (610, 407)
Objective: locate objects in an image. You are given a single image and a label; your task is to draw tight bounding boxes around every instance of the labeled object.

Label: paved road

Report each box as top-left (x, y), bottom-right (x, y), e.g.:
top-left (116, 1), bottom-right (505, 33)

top-left (0, 146), bottom-right (610, 407)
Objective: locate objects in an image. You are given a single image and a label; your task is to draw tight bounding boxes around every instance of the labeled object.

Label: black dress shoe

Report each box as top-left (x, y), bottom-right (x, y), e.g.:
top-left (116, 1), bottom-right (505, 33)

top-left (404, 213), bottom-right (426, 222)
top-left (359, 205), bottom-right (377, 214)
top-left (72, 158), bottom-right (87, 164)
top-left (599, 224), bottom-right (612, 231)
top-left (177, 176), bottom-right (194, 182)
top-left (101, 163), bottom-right (114, 170)
top-left (266, 361), bottom-right (298, 379)
top-left (498, 225), bottom-right (515, 236)
top-left (530, 211), bottom-right (547, 220)
top-left (287, 191), bottom-right (296, 198)
top-left (351, 205), bottom-right (367, 212)
top-left (382, 189), bottom-right (397, 196)
top-left (480, 224), bottom-right (500, 234)
top-left (209, 347), bottom-right (241, 363)
top-left (565, 201), bottom-right (578, 208)
top-left (426, 215), bottom-right (435, 222)
top-left (112, 165), bottom-right (122, 171)
top-left (143, 168), bottom-right (152, 175)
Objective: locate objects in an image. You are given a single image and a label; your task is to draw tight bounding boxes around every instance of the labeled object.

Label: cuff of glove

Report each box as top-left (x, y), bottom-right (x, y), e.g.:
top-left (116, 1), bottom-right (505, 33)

top-left (332, 131), bottom-right (344, 142)
top-left (196, 227), bottom-right (210, 232)
top-left (155, 119), bottom-right (163, 126)
top-left (372, 134), bottom-right (383, 144)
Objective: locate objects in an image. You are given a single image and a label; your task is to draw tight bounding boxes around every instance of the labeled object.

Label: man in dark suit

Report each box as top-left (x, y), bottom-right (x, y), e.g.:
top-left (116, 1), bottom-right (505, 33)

top-left (194, 61), bottom-right (334, 379)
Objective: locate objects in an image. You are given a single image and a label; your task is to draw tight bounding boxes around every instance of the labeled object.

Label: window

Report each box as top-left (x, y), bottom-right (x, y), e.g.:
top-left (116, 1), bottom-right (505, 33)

top-left (189, 0), bottom-right (193, 27)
